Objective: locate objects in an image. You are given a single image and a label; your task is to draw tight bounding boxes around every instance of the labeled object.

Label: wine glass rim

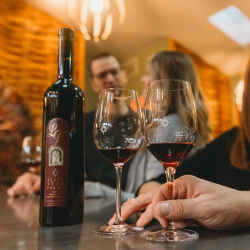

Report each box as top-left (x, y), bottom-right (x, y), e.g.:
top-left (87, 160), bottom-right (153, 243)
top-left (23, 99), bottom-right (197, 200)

top-left (100, 87), bottom-right (138, 93)
top-left (148, 78), bottom-right (190, 90)
top-left (150, 78), bottom-right (189, 83)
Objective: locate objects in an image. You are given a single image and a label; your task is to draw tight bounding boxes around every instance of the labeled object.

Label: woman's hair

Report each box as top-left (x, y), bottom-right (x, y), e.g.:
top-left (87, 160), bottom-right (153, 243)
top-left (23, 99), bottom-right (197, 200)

top-left (148, 51), bottom-right (212, 145)
top-left (230, 59), bottom-right (250, 171)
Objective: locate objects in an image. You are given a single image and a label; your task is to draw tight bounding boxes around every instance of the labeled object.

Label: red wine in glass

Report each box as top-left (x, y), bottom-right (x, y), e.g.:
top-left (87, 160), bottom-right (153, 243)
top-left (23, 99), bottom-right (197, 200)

top-left (19, 135), bottom-right (42, 174)
top-left (99, 148), bottom-right (138, 164)
top-left (146, 142), bottom-right (194, 170)
top-left (18, 160), bottom-right (41, 173)
top-left (143, 79), bottom-right (198, 242)
top-left (93, 88), bottom-right (143, 236)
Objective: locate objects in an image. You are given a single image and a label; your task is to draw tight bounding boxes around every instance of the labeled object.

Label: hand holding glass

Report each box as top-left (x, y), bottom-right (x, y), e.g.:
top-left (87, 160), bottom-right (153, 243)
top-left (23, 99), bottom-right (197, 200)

top-left (143, 79), bottom-right (198, 242)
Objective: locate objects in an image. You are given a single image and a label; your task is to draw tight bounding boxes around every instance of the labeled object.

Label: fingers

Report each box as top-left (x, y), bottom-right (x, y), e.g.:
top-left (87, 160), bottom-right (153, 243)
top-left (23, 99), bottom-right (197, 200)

top-left (154, 199), bottom-right (196, 227)
top-left (151, 182), bottom-right (172, 226)
top-left (108, 176), bottom-right (204, 227)
top-left (7, 172), bottom-right (40, 197)
top-left (7, 179), bottom-right (32, 197)
top-left (136, 204), bottom-right (153, 227)
top-left (172, 219), bottom-right (195, 228)
top-left (33, 177), bottom-right (41, 193)
top-left (154, 200), bottom-right (195, 228)
top-left (109, 191), bottom-right (154, 226)
top-left (6, 187), bottom-right (15, 197)
top-left (150, 177), bottom-right (202, 227)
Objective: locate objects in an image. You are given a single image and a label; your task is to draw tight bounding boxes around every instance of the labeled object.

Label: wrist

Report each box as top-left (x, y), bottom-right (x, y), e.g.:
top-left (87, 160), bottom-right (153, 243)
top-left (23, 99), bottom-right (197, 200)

top-left (239, 191), bottom-right (250, 228)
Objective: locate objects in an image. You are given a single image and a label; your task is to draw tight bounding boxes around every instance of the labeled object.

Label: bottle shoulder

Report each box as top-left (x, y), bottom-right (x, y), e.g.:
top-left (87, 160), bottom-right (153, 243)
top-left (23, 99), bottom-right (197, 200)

top-left (45, 79), bottom-right (85, 96)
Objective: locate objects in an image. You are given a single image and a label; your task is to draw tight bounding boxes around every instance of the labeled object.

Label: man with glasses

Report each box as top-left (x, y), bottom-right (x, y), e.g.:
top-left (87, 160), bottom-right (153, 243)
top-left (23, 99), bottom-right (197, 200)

top-left (84, 52), bottom-right (133, 198)
top-left (90, 52), bottom-right (127, 92)
top-left (86, 52), bottom-right (162, 198)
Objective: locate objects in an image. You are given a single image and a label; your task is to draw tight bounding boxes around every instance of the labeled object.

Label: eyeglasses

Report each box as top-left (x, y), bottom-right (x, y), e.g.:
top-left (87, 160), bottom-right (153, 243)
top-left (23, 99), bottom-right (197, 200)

top-left (93, 68), bottom-right (120, 80)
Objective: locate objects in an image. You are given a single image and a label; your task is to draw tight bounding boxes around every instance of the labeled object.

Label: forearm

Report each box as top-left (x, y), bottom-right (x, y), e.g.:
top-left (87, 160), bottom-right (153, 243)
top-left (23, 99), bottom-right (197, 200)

top-left (233, 190), bottom-right (250, 229)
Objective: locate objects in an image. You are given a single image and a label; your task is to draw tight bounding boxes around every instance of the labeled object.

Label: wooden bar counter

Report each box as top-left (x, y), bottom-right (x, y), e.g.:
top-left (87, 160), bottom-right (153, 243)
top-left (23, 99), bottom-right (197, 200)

top-left (1, 184), bottom-right (250, 250)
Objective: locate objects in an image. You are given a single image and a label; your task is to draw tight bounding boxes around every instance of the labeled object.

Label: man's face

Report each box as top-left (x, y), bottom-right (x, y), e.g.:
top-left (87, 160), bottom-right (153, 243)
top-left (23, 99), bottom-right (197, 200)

top-left (90, 56), bottom-right (127, 93)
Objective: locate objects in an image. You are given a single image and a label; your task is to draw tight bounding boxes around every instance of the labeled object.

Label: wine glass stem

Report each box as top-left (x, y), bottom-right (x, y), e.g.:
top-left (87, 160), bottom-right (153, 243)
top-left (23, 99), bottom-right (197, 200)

top-left (165, 167), bottom-right (175, 183)
top-left (165, 167), bottom-right (176, 230)
top-left (114, 164), bottom-right (124, 225)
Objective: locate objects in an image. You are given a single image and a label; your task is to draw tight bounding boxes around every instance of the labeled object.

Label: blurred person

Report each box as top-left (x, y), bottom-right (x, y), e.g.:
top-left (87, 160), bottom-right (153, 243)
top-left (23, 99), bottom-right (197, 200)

top-left (109, 57), bottom-right (250, 229)
top-left (7, 51), bottom-right (212, 199)
top-left (141, 51), bottom-right (211, 153)
top-left (86, 52), bottom-right (162, 198)
top-left (7, 52), bottom-right (162, 199)
top-left (138, 55), bottom-right (250, 194)
top-left (126, 51), bottom-right (212, 195)
top-left (0, 77), bottom-right (33, 184)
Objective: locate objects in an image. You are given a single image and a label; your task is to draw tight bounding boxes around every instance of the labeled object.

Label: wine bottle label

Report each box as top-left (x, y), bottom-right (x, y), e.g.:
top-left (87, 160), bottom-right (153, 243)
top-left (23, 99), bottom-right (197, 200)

top-left (44, 118), bottom-right (69, 207)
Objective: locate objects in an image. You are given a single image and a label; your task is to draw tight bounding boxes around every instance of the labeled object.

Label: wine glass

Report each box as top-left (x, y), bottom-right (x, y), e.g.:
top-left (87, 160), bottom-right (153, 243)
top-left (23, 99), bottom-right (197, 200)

top-left (19, 134), bottom-right (42, 174)
top-left (93, 88), bottom-right (143, 235)
top-left (142, 79), bottom-right (198, 242)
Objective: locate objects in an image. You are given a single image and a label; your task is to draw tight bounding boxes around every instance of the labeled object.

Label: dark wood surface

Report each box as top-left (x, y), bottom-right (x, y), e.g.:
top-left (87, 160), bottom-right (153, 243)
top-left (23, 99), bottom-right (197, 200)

top-left (1, 185), bottom-right (250, 250)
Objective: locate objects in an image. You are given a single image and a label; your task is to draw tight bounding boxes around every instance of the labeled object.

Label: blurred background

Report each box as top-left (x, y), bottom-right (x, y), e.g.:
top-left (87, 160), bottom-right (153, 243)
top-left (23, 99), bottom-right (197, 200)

top-left (0, 0), bottom-right (249, 139)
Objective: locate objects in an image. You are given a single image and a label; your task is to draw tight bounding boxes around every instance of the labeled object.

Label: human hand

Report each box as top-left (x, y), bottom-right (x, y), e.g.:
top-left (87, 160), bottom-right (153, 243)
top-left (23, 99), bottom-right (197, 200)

top-left (109, 189), bottom-right (155, 226)
top-left (152, 175), bottom-right (250, 230)
top-left (108, 181), bottom-right (161, 226)
top-left (7, 172), bottom-right (41, 197)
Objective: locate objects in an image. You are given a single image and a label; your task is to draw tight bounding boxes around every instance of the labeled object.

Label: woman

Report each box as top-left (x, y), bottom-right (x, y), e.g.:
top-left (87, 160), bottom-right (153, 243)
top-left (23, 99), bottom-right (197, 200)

top-left (126, 51), bottom-right (212, 194)
top-left (143, 55), bottom-right (250, 191)
top-left (142, 51), bottom-right (211, 152)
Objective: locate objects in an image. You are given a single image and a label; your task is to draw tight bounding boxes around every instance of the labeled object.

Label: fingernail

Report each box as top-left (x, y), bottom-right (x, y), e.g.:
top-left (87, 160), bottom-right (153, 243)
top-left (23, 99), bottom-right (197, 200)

top-left (159, 202), bottom-right (170, 216)
top-left (137, 219), bottom-right (144, 227)
top-left (7, 189), bottom-right (14, 196)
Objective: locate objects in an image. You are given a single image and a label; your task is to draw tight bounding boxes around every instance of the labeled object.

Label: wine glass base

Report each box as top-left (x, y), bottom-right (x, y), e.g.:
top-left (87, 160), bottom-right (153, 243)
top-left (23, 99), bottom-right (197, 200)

top-left (142, 228), bottom-right (199, 242)
top-left (93, 224), bottom-right (144, 236)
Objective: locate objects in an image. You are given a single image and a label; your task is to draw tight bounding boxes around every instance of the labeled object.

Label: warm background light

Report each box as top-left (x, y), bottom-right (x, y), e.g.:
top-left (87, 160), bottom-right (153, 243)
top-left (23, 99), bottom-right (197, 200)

top-left (90, 0), bottom-right (104, 12)
top-left (234, 79), bottom-right (244, 111)
top-left (67, 0), bottom-right (125, 42)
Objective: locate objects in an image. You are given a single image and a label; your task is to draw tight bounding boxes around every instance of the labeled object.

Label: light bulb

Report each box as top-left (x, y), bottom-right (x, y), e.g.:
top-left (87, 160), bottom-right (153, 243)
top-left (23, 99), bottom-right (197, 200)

top-left (90, 0), bottom-right (103, 13)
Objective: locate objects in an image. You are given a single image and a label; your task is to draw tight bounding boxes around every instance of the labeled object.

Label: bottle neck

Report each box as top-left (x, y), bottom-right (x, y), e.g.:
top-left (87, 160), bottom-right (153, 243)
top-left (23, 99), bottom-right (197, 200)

top-left (58, 28), bottom-right (74, 80)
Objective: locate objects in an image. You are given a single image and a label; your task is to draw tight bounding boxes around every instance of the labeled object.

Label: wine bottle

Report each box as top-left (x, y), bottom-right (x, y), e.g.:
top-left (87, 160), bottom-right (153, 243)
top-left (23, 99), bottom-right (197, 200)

top-left (39, 28), bottom-right (85, 226)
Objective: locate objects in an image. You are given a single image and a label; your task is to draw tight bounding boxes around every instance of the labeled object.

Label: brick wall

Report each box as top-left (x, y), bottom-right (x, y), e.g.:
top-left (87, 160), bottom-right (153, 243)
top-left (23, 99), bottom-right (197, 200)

top-left (0, 0), bottom-right (85, 132)
top-left (169, 39), bottom-right (232, 139)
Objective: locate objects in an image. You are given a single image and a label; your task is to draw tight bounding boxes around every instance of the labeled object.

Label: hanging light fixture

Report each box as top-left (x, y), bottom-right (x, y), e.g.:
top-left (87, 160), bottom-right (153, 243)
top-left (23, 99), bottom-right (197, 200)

top-left (67, 0), bottom-right (125, 42)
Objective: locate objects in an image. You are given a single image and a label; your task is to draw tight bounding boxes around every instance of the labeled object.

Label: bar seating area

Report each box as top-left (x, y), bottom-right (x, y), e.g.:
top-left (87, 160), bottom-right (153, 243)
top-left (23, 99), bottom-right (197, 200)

top-left (1, 1), bottom-right (250, 249)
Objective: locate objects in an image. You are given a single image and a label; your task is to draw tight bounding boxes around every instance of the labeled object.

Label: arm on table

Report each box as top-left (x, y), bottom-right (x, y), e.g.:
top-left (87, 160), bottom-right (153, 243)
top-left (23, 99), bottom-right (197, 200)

top-left (7, 172), bottom-right (134, 202)
top-left (7, 172), bottom-right (41, 197)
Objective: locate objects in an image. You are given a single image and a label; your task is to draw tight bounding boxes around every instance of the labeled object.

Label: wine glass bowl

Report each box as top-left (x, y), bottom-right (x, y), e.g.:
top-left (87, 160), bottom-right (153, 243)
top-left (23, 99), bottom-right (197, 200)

top-left (19, 135), bottom-right (42, 174)
top-left (93, 88), bottom-right (143, 235)
top-left (143, 79), bottom-right (198, 242)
